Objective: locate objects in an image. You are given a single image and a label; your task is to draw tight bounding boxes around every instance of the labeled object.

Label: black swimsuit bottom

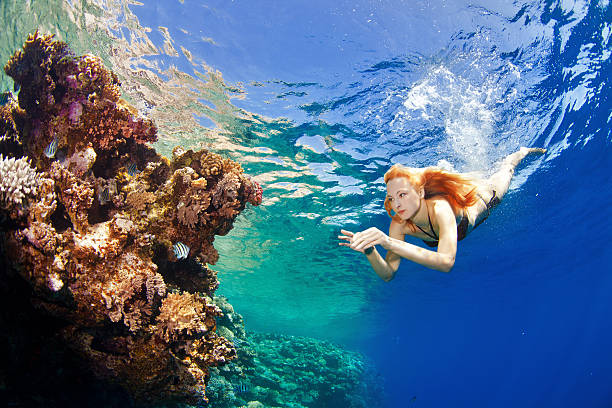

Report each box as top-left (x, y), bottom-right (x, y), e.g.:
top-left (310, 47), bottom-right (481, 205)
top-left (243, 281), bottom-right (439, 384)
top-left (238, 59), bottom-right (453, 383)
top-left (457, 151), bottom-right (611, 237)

top-left (418, 191), bottom-right (501, 248)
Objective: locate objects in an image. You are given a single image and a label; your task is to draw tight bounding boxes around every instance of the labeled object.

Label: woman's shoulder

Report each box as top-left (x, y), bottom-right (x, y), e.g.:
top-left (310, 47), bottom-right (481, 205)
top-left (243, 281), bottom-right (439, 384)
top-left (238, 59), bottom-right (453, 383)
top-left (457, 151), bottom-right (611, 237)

top-left (428, 197), bottom-right (458, 220)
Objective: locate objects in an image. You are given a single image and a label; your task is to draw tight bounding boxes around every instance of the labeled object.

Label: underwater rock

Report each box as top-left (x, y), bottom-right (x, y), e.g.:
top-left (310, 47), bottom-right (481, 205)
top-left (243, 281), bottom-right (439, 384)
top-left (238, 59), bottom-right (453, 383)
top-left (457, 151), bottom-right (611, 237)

top-left (0, 32), bottom-right (262, 406)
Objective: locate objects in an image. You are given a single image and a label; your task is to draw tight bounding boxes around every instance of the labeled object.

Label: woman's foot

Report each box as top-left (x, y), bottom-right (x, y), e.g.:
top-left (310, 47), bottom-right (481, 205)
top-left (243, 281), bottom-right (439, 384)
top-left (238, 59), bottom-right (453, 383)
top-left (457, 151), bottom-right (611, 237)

top-left (508, 147), bottom-right (546, 167)
top-left (521, 146), bottom-right (546, 155)
top-left (488, 147), bottom-right (547, 198)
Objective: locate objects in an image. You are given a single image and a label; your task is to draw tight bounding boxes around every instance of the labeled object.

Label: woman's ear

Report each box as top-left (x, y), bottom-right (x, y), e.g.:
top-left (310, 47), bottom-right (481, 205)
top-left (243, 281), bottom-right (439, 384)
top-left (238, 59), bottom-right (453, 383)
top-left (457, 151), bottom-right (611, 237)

top-left (419, 187), bottom-right (425, 198)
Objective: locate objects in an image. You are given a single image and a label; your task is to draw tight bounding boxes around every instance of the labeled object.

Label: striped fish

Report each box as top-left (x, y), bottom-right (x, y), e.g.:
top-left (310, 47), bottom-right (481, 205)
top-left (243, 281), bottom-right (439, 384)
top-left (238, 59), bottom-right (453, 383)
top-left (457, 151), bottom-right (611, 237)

top-left (44, 137), bottom-right (58, 158)
top-left (127, 162), bottom-right (140, 176)
top-left (233, 383), bottom-right (249, 394)
top-left (173, 241), bottom-right (190, 260)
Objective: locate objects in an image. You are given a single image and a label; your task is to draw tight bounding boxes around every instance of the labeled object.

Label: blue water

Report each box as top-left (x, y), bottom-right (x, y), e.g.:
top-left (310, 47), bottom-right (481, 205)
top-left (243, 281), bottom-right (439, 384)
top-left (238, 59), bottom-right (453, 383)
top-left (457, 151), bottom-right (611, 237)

top-left (2, 0), bottom-right (611, 407)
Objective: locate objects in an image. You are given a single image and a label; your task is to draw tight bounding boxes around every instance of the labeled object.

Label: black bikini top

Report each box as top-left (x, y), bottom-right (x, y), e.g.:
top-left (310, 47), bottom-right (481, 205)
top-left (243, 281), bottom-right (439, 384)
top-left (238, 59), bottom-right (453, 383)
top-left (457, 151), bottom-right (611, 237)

top-left (416, 191), bottom-right (500, 248)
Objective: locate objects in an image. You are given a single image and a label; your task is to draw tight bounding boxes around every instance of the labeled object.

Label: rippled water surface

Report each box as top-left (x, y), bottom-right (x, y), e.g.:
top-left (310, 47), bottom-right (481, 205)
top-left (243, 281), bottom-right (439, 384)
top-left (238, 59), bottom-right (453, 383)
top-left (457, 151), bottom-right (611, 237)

top-left (1, 0), bottom-right (611, 407)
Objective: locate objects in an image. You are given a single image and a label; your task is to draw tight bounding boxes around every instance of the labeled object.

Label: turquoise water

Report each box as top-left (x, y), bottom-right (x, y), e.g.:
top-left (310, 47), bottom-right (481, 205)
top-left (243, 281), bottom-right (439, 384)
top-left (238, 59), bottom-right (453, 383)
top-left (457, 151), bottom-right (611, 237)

top-left (1, 0), bottom-right (611, 407)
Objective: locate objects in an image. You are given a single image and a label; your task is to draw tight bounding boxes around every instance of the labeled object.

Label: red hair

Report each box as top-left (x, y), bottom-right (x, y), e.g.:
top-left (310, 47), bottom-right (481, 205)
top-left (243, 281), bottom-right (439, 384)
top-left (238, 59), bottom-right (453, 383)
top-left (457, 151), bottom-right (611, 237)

top-left (384, 164), bottom-right (479, 230)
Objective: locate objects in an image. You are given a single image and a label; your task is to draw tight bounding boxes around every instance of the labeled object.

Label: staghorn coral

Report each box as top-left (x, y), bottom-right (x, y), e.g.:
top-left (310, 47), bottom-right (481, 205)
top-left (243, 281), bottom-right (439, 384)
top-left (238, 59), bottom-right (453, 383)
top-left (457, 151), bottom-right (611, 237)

top-left (0, 33), bottom-right (262, 406)
top-left (0, 154), bottom-right (40, 214)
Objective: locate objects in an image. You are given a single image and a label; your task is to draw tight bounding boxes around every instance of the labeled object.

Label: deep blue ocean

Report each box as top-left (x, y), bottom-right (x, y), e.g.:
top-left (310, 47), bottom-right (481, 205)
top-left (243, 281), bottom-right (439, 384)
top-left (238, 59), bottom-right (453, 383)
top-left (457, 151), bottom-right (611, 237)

top-left (1, 0), bottom-right (610, 407)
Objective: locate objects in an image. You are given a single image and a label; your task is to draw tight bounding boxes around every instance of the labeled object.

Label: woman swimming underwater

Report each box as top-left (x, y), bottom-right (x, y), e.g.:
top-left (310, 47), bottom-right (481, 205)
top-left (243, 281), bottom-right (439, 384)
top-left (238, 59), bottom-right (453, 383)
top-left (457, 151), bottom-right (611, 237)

top-left (338, 147), bottom-right (546, 279)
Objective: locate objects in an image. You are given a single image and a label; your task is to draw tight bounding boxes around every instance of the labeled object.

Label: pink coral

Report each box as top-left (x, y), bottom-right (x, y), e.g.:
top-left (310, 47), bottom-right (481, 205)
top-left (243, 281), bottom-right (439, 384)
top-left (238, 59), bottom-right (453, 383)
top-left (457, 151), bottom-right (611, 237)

top-left (248, 179), bottom-right (263, 205)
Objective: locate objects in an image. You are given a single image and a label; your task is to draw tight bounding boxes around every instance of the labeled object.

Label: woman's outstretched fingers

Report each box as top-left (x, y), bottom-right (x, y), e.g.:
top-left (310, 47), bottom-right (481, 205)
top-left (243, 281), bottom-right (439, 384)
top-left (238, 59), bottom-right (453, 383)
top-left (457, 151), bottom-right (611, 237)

top-left (339, 230), bottom-right (356, 248)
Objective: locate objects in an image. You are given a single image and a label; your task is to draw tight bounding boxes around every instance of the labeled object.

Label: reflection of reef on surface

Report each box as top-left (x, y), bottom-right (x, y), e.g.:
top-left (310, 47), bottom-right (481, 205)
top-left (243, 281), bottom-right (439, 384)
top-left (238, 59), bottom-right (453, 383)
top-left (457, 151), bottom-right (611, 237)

top-left (209, 296), bottom-right (385, 408)
top-left (0, 32), bottom-right (261, 407)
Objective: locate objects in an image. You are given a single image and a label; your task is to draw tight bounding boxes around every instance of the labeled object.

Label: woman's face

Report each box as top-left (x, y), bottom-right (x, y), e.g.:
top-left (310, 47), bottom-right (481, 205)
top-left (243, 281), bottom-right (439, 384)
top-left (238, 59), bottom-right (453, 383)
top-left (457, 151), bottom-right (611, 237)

top-left (386, 177), bottom-right (422, 220)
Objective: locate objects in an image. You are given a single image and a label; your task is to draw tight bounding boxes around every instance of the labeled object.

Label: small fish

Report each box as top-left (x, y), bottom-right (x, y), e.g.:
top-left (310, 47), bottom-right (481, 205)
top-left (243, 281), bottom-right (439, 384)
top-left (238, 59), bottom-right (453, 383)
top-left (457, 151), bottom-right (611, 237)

top-left (43, 137), bottom-right (59, 158)
top-left (14, 83), bottom-right (20, 92)
top-left (233, 383), bottom-right (249, 393)
top-left (127, 162), bottom-right (140, 176)
top-left (173, 241), bottom-right (190, 260)
top-left (411, 396), bottom-right (417, 403)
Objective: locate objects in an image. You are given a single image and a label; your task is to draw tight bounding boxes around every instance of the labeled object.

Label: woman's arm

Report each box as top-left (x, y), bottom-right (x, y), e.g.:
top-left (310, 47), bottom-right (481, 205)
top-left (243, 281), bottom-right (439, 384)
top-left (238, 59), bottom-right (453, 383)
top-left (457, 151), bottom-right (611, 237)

top-left (339, 225), bottom-right (402, 281)
top-left (387, 199), bottom-right (458, 272)
top-left (344, 200), bottom-right (459, 273)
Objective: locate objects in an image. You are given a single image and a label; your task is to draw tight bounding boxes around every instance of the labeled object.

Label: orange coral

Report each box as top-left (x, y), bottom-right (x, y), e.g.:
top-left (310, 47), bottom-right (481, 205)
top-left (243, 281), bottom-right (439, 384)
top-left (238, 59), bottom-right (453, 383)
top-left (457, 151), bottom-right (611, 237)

top-left (155, 292), bottom-right (218, 342)
top-left (199, 151), bottom-right (224, 177)
top-left (77, 98), bottom-right (157, 152)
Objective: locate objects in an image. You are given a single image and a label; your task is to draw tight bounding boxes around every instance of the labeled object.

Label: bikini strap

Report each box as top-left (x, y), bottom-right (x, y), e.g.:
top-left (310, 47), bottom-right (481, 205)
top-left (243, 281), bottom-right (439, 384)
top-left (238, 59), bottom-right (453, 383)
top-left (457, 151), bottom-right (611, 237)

top-left (474, 190), bottom-right (498, 229)
top-left (415, 206), bottom-right (439, 240)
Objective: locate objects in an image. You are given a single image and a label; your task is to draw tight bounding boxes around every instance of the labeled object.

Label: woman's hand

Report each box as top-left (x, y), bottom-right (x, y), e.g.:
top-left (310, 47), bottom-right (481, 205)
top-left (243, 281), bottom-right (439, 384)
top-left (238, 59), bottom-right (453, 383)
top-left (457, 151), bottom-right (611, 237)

top-left (339, 227), bottom-right (390, 253)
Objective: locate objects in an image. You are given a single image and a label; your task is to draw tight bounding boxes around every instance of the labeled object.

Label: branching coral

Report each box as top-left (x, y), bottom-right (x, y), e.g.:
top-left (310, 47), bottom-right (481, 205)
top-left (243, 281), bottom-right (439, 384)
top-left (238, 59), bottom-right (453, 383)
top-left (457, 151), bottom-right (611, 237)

top-left (0, 154), bottom-right (40, 214)
top-left (0, 33), bottom-right (262, 406)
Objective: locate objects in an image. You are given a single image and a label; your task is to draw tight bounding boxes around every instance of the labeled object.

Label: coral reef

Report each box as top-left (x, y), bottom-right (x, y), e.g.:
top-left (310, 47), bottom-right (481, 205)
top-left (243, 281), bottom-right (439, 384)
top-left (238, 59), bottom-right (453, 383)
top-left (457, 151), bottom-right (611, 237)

top-left (0, 32), bottom-right (261, 407)
top-left (207, 296), bottom-right (385, 408)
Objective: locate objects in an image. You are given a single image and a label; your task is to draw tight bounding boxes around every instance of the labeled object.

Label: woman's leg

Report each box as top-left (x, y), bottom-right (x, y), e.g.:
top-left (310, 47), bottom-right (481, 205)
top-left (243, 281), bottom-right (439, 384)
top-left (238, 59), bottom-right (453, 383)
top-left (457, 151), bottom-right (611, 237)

top-left (487, 147), bottom-right (546, 199)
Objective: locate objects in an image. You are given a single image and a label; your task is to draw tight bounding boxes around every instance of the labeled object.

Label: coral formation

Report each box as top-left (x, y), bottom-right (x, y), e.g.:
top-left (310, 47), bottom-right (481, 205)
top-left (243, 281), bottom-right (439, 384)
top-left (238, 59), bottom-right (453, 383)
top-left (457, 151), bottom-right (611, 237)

top-left (0, 32), bottom-right (261, 406)
top-left (0, 103), bottom-right (23, 157)
top-left (207, 296), bottom-right (385, 408)
top-left (0, 154), bottom-right (40, 214)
